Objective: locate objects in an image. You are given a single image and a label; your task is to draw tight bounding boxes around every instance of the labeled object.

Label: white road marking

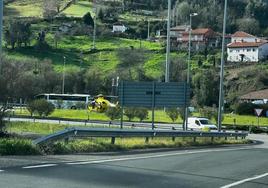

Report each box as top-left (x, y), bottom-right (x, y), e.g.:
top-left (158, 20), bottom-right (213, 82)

top-left (0, 170), bottom-right (4, 172)
top-left (67, 147), bottom-right (250, 165)
top-left (22, 164), bottom-right (58, 169)
top-left (221, 173), bottom-right (268, 188)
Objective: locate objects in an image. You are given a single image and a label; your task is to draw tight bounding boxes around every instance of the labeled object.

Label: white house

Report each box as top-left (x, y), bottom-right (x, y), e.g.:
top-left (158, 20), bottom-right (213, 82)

top-left (227, 31), bottom-right (268, 62)
top-left (112, 24), bottom-right (127, 33)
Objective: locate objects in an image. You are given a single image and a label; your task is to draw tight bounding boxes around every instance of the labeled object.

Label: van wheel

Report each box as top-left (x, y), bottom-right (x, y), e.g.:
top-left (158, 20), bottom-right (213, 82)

top-left (71, 106), bottom-right (77, 110)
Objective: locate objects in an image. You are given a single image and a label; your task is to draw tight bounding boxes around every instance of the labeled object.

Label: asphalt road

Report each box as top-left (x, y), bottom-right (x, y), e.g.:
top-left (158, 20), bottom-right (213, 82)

top-left (0, 134), bottom-right (267, 188)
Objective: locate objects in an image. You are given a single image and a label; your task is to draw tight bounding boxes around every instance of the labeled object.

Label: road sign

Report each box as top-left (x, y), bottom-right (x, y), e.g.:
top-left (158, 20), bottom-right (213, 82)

top-left (118, 81), bottom-right (190, 108)
top-left (254, 108), bottom-right (263, 117)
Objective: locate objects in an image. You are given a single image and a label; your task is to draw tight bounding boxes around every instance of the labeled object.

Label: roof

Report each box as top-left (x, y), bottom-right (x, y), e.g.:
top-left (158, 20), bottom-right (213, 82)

top-left (232, 31), bottom-right (255, 38)
top-left (227, 41), bottom-right (267, 48)
top-left (240, 89), bottom-right (268, 100)
top-left (191, 28), bottom-right (212, 35)
top-left (170, 25), bottom-right (189, 31)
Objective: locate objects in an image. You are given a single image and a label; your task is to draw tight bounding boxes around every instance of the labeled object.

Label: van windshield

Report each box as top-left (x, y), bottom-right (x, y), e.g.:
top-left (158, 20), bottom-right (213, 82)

top-left (199, 120), bottom-right (212, 125)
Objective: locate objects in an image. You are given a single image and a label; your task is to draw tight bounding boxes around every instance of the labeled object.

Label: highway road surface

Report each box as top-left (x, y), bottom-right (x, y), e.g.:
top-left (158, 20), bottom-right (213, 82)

top-left (0, 134), bottom-right (267, 188)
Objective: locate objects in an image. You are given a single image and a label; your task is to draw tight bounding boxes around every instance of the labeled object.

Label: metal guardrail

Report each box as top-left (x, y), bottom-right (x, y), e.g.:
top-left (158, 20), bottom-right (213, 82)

top-left (33, 127), bottom-right (248, 145)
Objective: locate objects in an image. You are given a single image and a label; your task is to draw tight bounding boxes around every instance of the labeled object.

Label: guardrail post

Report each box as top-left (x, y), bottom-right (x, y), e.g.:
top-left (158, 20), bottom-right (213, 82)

top-left (145, 137), bottom-right (149, 143)
top-left (64, 137), bottom-right (69, 144)
top-left (59, 120), bottom-right (61, 124)
top-left (172, 137), bottom-right (175, 142)
top-left (235, 131), bottom-right (238, 140)
top-left (193, 137), bottom-right (196, 143)
top-left (111, 137), bottom-right (115, 144)
top-left (211, 137), bottom-right (214, 142)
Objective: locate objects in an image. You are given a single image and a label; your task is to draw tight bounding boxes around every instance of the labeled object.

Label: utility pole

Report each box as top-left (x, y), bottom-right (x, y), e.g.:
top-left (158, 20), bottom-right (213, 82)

top-left (165, 0), bottom-right (171, 83)
top-left (0, 0), bottom-right (3, 74)
top-left (217, 0), bottom-right (228, 132)
top-left (92, 0), bottom-right (96, 50)
top-left (62, 56), bottom-right (66, 94)
top-left (184, 13), bottom-right (198, 131)
top-left (147, 19), bottom-right (150, 40)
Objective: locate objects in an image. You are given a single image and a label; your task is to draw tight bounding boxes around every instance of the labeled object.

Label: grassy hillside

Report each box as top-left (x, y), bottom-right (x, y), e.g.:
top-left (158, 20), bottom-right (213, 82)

top-left (63, 0), bottom-right (92, 17)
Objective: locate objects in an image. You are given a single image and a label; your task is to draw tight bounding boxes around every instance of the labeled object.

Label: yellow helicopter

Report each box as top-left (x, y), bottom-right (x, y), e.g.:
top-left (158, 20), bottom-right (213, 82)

top-left (88, 94), bottom-right (118, 113)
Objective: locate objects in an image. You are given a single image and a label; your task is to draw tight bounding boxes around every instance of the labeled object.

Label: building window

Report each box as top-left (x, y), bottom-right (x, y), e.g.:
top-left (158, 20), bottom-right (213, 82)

top-left (230, 49), bottom-right (233, 52)
top-left (247, 49), bottom-right (251, 52)
top-left (236, 50), bottom-right (239, 52)
top-left (253, 48), bottom-right (256, 52)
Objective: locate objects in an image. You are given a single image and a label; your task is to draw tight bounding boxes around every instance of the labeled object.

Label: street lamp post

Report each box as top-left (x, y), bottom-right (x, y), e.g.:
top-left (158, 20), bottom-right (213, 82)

top-left (92, 0), bottom-right (96, 50)
top-left (184, 12), bottom-right (198, 131)
top-left (218, 0), bottom-right (228, 132)
top-left (0, 0), bottom-right (3, 74)
top-left (62, 56), bottom-right (66, 94)
top-left (165, 0), bottom-right (171, 83)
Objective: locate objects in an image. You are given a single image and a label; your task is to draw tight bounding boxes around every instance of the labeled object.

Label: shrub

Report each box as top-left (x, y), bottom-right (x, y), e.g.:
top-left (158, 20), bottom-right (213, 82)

top-left (0, 105), bottom-right (8, 133)
top-left (235, 102), bottom-right (256, 115)
top-left (0, 139), bottom-right (40, 155)
top-left (27, 101), bottom-right (37, 116)
top-left (134, 108), bottom-right (148, 122)
top-left (105, 107), bottom-right (121, 120)
top-left (199, 106), bottom-right (217, 120)
top-left (27, 99), bottom-right (55, 117)
top-left (124, 107), bottom-right (136, 121)
top-left (166, 108), bottom-right (179, 122)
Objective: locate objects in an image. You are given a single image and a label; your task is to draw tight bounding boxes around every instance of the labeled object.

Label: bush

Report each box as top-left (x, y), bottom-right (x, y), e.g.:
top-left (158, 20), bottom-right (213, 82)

top-left (27, 99), bottom-right (55, 117)
top-left (235, 102), bottom-right (268, 116)
top-left (0, 105), bottom-right (8, 133)
top-left (134, 108), bottom-right (148, 122)
top-left (199, 106), bottom-right (217, 120)
top-left (124, 107), bottom-right (136, 121)
top-left (105, 107), bottom-right (121, 120)
top-left (235, 102), bottom-right (256, 115)
top-left (166, 108), bottom-right (179, 122)
top-left (0, 139), bottom-right (40, 155)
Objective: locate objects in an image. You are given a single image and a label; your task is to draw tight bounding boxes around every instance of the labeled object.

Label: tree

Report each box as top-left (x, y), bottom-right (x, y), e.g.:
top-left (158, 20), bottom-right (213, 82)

top-left (116, 48), bottom-right (147, 81)
top-left (0, 105), bottom-right (8, 134)
top-left (43, 0), bottom-right (58, 19)
top-left (83, 12), bottom-right (94, 27)
top-left (134, 108), bottom-right (148, 122)
top-left (5, 20), bottom-right (32, 49)
top-left (29, 99), bottom-right (55, 117)
top-left (98, 8), bottom-right (104, 21)
top-left (166, 108), bottom-right (179, 122)
top-left (105, 107), bottom-right (121, 120)
top-left (170, 57), bottom-right (187, 82)
top-left (27, 100), bottom-right (37, 117)
top-left (124, 107), bottom-right (136, 121)
top-left (236, 18), bottom-right (260, 35)
top-left (192, 69), bottom-right (219, 107)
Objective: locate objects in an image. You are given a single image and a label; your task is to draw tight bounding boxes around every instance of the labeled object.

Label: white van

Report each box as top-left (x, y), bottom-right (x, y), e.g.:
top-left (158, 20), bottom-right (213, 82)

top-left (187, 117), bottom-right (217, 130)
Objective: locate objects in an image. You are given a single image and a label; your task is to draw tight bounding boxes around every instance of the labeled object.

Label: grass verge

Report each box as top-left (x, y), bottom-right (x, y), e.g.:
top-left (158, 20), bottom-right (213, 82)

top-left (0, 138), bottom-right (41, 155)
top-left (43, 137), bottom-right (250, 155)
top-left (2, 122), bottom-right (250, 155)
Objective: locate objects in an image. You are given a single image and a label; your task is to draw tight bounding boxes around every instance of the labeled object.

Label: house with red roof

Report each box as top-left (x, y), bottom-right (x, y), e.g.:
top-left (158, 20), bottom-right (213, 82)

top-left (172, 27), bottom-right (221, 51)
top-left (227, 31), bottom-right (268, 62)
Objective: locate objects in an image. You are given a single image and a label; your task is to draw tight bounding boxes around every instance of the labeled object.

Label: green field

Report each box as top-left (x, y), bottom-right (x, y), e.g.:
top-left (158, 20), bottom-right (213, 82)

top-left (63, 0), bottom-right (92, 17)
top-left (13, 108), bottom-right (268, 126)
top-left (5, 0), bottom-right (43, 18)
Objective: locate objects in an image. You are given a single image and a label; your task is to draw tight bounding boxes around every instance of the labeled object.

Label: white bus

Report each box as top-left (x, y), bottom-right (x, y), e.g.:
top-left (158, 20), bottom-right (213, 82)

top-left (35, 93), bottom-right (93, 109)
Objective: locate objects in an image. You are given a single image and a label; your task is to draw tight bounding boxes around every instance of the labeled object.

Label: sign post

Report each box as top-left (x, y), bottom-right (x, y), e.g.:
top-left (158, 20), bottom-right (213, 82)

top-left (254, 108), bottom-right (263, 127)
